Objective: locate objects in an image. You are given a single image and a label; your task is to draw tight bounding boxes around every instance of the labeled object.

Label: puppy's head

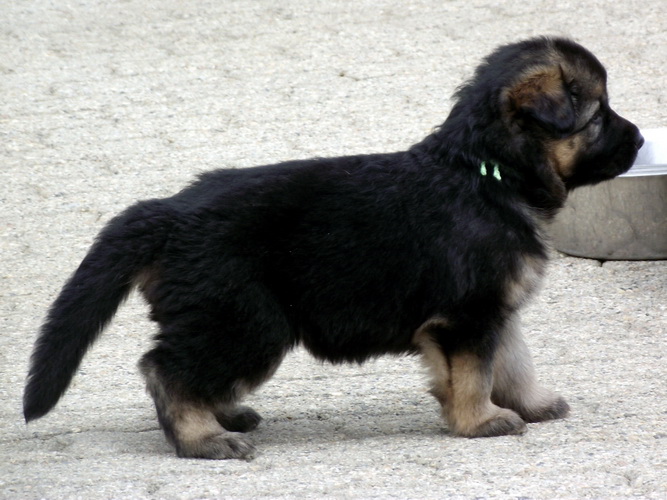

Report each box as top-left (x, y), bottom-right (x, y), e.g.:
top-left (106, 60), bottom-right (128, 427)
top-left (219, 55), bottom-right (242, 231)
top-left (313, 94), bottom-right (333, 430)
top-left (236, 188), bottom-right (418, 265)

top-left (496, 37), bottom-right (644, 189)
top-left (448, 37), bottom-right (643, 199)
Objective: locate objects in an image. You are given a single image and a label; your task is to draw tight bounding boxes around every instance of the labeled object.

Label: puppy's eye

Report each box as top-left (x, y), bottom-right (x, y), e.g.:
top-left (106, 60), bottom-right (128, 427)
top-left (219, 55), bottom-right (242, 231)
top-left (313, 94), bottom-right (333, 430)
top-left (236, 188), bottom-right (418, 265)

top-left (590, 109), bottom-right (603, 125)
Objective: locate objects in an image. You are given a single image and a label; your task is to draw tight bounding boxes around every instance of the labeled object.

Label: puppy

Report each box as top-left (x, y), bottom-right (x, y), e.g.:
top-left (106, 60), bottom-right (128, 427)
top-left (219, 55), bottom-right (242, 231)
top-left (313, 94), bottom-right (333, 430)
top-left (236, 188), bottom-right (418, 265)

top-left (24, 37), bottom-right (643, 459)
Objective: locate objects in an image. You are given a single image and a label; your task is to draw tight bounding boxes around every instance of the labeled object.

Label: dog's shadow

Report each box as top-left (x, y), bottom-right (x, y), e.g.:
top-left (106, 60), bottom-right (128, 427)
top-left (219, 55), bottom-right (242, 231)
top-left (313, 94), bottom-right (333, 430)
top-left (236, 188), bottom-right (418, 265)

top-left (251, 397), bottom-right (447, 449)
top-left (91, 401), bottom-right (447, 459)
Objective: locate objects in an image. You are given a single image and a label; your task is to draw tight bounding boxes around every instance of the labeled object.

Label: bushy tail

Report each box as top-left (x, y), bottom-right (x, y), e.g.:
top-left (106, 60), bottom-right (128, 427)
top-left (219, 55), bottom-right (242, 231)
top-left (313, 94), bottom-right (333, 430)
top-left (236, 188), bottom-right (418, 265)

top-left (23, 200), bottom-right (172, 422)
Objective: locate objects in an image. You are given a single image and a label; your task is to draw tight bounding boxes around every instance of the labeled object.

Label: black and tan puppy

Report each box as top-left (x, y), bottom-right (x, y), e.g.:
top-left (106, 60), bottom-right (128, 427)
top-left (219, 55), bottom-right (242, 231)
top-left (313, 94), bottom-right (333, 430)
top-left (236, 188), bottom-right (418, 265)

top-left (24, 37), bottom-right (643, 459)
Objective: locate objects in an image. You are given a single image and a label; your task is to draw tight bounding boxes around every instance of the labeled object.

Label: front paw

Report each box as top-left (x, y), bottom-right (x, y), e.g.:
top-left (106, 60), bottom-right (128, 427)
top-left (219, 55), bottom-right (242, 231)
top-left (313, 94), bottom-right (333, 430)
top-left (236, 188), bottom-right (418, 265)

top-left (471, 409), bottom-right (527, 437)
top-left (520, 395), bottom-right (570, 423)
top-left (176, 432), bottom-right (256, 460)
top-left (452, 407), bottom-right (527, 437)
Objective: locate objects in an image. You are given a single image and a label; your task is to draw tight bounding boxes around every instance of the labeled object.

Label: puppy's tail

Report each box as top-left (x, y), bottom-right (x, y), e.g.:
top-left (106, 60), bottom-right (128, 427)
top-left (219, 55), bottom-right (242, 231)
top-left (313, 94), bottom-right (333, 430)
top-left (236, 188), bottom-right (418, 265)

top-left (23, 200), bottom-right (172, 422)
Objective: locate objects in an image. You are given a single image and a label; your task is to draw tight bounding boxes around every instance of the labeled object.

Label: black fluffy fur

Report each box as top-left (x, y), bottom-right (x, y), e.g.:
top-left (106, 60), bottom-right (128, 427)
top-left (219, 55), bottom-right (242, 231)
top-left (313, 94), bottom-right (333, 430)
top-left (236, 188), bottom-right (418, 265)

top-left (24, 37), bottom-right (643, 448)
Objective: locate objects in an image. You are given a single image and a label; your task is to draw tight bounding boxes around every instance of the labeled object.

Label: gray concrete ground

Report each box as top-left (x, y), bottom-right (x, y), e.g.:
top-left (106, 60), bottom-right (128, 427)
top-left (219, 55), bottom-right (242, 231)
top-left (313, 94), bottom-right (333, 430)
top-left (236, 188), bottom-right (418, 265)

top-left (1, 0), bottom-right (666, 498)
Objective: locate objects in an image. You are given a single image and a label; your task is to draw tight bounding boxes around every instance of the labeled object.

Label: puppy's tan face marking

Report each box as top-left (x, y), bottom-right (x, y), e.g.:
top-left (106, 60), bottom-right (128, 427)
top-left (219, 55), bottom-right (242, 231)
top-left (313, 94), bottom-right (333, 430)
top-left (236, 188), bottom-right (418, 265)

top-left (546, 94), bottom-right (605, 180)
top-left (502, 48), bottom-right (611, 183)
top-left (502, 64), bottom-right (573, 131)
top-left (547, 134), bottom-right (586, 179)
top-left (506, 65), bottom-right (563, 104)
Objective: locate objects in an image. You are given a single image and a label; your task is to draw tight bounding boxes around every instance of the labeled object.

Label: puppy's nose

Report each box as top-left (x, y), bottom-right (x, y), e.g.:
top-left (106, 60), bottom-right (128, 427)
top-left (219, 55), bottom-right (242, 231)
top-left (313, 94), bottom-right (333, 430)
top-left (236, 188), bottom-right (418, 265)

top-left (635, 132), bottom-right (645, 150)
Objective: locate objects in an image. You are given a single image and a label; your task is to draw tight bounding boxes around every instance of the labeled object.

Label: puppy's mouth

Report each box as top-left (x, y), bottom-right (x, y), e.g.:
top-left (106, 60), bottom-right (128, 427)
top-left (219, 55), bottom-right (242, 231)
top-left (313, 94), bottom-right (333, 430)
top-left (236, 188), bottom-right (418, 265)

top-left (601, 148), bottom-right (639, 179)
top-left (615, 125), bottom-right (645, 172)
top-left (566, 135), bottom-right (643, 190)
top-left (618, 130), bottom-right (646, 174)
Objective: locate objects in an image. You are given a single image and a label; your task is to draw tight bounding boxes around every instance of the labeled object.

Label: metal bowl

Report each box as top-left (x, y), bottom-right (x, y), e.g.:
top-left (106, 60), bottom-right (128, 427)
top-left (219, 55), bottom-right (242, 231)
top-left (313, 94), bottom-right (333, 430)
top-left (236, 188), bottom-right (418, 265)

top-left (550, 128), bottom-right (667, 260)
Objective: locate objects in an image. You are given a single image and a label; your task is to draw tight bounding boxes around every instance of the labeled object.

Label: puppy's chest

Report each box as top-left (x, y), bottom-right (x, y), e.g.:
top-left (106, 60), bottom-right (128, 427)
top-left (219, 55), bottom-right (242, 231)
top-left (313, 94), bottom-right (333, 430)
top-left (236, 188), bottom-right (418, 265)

top-left (504, 254), bottom-right (547, 310)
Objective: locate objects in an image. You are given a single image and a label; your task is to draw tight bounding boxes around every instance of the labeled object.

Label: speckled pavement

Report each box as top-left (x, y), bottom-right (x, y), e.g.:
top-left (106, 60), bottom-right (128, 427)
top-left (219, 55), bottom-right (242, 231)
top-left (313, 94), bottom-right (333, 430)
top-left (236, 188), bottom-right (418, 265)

top-left (1, 1), bottom-right (666, 498)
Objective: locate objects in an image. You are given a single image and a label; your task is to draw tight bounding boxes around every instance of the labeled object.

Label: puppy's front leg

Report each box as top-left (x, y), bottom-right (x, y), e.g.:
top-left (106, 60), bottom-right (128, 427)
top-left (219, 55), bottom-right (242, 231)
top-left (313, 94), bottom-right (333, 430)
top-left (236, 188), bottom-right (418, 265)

top-left (415, 328), bottom-right (526, 437)
top-left (491, 316), bottom-right (570, 423)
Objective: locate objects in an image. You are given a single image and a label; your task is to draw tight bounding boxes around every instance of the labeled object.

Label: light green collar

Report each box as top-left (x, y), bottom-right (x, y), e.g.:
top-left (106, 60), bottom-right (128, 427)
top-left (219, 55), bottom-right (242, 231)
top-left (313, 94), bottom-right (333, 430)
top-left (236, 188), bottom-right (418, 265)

top-left (480, 161), bottom-right (502, 181)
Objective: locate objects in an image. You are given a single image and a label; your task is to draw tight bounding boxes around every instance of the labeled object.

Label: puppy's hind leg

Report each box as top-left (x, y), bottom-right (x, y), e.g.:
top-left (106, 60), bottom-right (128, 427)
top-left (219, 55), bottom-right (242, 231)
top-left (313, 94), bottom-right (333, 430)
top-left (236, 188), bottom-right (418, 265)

top-left (139, 357), bottom-right (257, 460)
top-left (139, 283), bottom-right (294, 459)
top-left (491, 315), bottom-right (569, 423)
top-left (215, 405), bottom-right (263, 433)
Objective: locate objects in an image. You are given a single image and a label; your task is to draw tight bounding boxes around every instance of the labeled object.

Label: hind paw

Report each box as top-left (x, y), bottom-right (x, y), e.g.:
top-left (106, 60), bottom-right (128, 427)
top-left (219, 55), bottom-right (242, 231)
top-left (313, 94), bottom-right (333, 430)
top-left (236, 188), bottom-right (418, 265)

top-left (216, 406), bottom-right (262, 433)
top-left (519, 395), bottom-right (570, 423)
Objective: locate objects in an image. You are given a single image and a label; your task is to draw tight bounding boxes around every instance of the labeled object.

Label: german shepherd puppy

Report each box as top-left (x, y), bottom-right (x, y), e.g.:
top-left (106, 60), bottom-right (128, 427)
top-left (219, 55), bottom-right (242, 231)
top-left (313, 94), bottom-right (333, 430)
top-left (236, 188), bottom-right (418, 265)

top-left (24, 37), bottom-right (644, 459)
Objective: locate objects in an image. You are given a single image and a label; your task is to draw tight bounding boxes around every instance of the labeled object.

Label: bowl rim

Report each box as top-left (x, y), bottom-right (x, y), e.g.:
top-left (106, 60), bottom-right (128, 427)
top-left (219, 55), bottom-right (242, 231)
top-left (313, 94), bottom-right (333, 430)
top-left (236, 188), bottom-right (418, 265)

top-left (621, 164), bottom-right (667, 177)
top-left (624, 127), bottom-right (667, 176)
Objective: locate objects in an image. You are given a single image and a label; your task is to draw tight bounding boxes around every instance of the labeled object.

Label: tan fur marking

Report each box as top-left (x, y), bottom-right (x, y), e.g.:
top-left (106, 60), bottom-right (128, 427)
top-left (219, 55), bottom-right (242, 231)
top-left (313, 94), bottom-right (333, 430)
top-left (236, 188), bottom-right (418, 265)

top-left (492, 316), bottom-right (570, 423)
top-left (413, 323), bottom-right (525, 437)
top-left (505, 254), bottom-right (546, 309)
top-left (444, 352), bottom-right (495, 434)
top-left (173, 404), bottom-right (225, 444)
top-left (548, 134), bottom-right (585, 179)
top-left (443, 352), bottom-right (526, 437)
top-left (134, 265), bottom-right (161, 299)
top-left (413, 318), bottom-right (450, 404)
top-left (506, 65), bottom-right (564, 112)
top-left (140, 360), bottom-right (222, 443)
top-left (139, 359), bottom-right (256, 458)
top-left (492, 316), bottom-right (542, 406)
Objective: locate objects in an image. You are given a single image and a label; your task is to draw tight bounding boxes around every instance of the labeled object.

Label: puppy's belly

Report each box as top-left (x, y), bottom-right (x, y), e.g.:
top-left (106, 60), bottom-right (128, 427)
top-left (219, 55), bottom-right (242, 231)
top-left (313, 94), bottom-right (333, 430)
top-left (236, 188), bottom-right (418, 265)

top-left (298, 323), bottom-right (416, 363)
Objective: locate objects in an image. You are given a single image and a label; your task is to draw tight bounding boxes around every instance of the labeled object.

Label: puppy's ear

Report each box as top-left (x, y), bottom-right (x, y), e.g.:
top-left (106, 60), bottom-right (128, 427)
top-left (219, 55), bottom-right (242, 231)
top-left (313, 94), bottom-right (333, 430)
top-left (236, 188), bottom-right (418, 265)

top-left (506, 66), bottom-right (575, 134)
